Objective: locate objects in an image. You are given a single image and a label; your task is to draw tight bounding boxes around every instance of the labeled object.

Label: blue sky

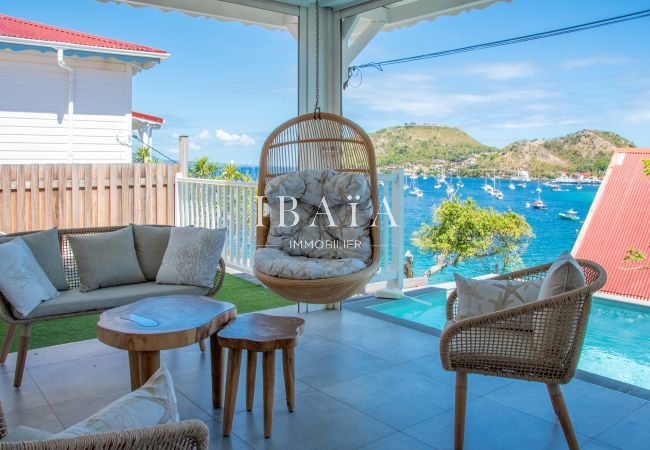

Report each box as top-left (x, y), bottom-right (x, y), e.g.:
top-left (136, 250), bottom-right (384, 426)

top-left (3, 0), bottom-right (650, 164)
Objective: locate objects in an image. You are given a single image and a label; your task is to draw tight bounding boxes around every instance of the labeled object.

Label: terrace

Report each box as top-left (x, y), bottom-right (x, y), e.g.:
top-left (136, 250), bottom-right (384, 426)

top-left (0, 1), bottom-right (648, 449)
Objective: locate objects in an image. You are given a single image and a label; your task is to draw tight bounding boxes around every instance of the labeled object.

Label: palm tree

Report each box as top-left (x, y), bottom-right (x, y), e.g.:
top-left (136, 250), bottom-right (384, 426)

top-left (218, 162), bottom-right (251, 181)
top-left (132, 146), bottom-right (158, 163)
top-left (189, 156), bottom-right (219, 179)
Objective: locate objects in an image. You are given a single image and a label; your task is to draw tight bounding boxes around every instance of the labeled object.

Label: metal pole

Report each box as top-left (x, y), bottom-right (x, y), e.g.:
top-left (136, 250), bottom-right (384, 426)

top-left (179, 136), bottom-right (189, 177)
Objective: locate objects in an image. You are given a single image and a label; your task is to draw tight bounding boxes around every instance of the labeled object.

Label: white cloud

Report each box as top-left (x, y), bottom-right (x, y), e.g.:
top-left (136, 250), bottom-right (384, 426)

top-left (563, 56), bottom-right (628, 69)
top-left (623, 109), bottom-right (650, 124)
top-left (465, 62), bottom-right (537, 80)
top-left (215, 129), bottom-right (256, 146)
top-left (198, 129), bottom-right (212, 140)
top-left (491, 116), bottom-right (585, 129)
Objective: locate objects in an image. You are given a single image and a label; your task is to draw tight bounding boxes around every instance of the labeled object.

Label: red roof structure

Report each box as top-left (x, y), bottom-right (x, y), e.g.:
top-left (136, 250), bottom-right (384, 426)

top-left (132, 111), bottom-right (164, 124)
top-left (0, 14), bottom-right (166, 54)
top-left (573, 149), bottom-right (650, 300)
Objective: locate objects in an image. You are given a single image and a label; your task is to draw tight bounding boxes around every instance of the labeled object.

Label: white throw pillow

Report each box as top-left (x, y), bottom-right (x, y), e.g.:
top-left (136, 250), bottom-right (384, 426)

top-left (156, 227), bottom-right (226, 288)
top-left (537, 251), bottom-right (585, 300)
top-left (0, 238), bottom-right (60, 317)
top-left (54, 366), bottom-right (178, 439)
top-left (454, 273), bottom-right (542, 321)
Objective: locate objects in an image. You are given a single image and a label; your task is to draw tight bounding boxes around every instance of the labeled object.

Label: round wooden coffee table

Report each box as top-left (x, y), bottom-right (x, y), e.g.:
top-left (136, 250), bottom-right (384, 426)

top-left (97, 295), bottom-right (236, 408)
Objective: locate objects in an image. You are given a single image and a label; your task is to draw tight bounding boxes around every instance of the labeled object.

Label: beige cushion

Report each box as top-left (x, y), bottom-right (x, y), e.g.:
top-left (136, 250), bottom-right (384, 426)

top-left (0, 239), bottom-right (60, 318)
top-left (157, 227), bottom-right (226, 288)
top-left (1, 426), bottom-right (53, 442)
top-left (54, 366), bottom-right (178, 439)
top-left (0, 228), bottom-right (68, 290)
top-left (537, 251), bottom-right (585, 300)
top-left (68, 225), bottom-right (146, 292)
top-left (454, 274), bottom-right (542, 321)
top-left (254, 247), bottom-right (367, 279)
top-left (23, 282), bottom-right (207, 319)
top-left (132, 225), bottom-right (171, 281)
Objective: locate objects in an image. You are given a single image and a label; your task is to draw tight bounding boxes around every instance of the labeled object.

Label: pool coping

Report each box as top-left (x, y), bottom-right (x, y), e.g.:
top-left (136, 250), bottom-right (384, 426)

top-left (346, 289), bottom-right (650, 402)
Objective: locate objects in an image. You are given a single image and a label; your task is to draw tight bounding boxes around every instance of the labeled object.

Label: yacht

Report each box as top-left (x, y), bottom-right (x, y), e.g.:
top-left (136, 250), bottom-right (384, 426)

top-left (559, 208), bottom-right (580, 221)
top-left (550, 184), bottom-right (562, 192)
top-left (508, 182), bottom-right (516, 190)
top-left (576, 183), bottom-right (583, 190)
top-left (532, 196), bottom-right (547, 209)
top-left (525, 202), bottom-right (531, 208)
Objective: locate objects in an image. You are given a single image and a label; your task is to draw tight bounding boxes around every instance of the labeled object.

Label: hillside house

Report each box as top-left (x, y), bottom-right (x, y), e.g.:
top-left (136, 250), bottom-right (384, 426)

top-left (0, 14), bottom-right (168, 163)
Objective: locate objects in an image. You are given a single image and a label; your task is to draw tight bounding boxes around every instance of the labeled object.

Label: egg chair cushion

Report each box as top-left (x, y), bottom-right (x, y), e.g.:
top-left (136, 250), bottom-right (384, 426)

top-left (254, 248), bottom-right (367, 280)
top-left (263, 169), bottom-right (374, 264)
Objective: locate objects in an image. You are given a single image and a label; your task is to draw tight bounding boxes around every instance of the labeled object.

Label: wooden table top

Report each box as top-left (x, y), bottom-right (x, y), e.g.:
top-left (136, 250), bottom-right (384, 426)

top-left (218, 313), bottom-right (305, 352)
top-left (97, 295), bottom-right (236, 351)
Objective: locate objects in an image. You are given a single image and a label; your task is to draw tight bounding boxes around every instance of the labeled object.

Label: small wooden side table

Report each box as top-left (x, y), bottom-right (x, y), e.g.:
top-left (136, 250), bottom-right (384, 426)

top-left (97, 295), bottom-right (236, 408)
top-left (218, 313), bottom-right (305, 438)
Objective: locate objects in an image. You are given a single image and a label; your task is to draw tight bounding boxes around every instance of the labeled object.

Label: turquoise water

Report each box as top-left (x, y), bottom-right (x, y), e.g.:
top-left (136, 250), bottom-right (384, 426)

top-left (370, 293), bottom-right (650, 390)
top-left (400, 177), bottom-right (599, 282)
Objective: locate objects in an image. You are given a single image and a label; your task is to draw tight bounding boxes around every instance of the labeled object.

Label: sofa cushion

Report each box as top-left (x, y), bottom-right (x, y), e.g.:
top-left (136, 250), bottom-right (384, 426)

top-left (254, 247), bottom-right (367, 280)
top-left (132, 225), bottom-right (171, 281)
top-left (54, 366), bottom-right (178, 439)
top-left (68, 225), bottom-right (146, 292)
top-left (0, 238), bottom-right (60, 318)
top-left (454, 274), bottom-right (542, 321)
top-left (23, 282), bottom-right (207, 319)
top-left (156, 227), bottom-right (226, 288)
top-left (263, 169), bottom-right (373, 265)
top-left (1, 426), bottom-right (54, 443)
top-left (0, 228), bottom-right (68, 290)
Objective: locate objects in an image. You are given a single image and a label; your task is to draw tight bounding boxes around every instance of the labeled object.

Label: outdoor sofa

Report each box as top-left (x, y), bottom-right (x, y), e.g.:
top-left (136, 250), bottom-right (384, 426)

top-left (0, 225), bottom-right (226, 388)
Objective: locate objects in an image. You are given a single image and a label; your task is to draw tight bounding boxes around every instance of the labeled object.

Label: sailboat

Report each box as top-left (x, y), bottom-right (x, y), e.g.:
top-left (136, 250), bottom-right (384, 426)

top-left (408, 176), bottom-right (424, 197)
top-left (482, 174), bottom-right (492, 192)
top-left (446, 182), bottom-right (455, 196)
top-left (491, 173), bottom-right (504, 199)
top-left (456, 176), bottom-right (464, 188)
top-left (508, 182), bottom-right (516, 190)
top-left (535, 178), bottom-right (542, 193)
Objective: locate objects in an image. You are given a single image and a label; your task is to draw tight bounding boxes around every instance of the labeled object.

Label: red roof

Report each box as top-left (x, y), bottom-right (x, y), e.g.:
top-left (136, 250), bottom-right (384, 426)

top-left (0, 14), bottom-right (166, 54)
top-left (132, 111), bottom-right (164, 124)
top-left (574, 148), bottom-right (650, 300)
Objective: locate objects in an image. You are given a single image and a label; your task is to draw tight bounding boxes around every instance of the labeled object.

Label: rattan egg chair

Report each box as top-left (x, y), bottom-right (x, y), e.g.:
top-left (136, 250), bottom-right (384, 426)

top-left (254, 112), bottom-right (381, 304)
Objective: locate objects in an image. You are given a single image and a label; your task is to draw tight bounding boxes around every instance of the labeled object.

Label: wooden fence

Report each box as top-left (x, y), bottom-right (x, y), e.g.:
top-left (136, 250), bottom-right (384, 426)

top-left (0, 163), bottom-right (178, 234)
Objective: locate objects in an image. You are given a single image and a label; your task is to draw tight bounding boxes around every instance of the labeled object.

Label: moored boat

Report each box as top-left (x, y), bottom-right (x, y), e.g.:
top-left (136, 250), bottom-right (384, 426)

top-left (559, 209), bottom-right (580, 221)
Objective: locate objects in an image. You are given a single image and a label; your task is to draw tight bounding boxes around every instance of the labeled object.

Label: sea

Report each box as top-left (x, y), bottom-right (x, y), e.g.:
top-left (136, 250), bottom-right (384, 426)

top-left (237, 166), bottom-right (598, 284)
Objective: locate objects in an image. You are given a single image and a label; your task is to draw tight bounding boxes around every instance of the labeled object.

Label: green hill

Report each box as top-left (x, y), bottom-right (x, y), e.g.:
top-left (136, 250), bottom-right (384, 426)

top-left (370, 125), bottom-right (635, 176)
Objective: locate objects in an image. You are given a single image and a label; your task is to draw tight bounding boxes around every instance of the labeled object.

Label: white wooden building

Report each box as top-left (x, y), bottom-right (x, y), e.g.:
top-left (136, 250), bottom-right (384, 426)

top-left (0, 14), bottom-right (169, 163)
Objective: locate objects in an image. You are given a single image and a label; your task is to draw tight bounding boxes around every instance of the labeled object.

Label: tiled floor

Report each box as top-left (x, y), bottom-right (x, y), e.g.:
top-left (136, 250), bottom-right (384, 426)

top-left (1, 305), bottom-right (646, 449)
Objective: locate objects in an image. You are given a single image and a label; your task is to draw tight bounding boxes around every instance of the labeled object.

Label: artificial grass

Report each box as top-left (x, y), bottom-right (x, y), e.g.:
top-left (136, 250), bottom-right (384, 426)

top-left (0, 275), bottom-right (293, 352)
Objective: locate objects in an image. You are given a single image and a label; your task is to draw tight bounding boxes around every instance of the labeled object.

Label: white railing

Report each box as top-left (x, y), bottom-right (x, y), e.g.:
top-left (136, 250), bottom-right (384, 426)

top-left (175, 169), bottom-right (405, 288)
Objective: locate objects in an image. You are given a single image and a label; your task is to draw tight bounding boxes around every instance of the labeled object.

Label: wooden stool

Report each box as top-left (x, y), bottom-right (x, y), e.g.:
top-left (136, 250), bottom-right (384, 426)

top-left (218, 313), bottom-right (305, 438)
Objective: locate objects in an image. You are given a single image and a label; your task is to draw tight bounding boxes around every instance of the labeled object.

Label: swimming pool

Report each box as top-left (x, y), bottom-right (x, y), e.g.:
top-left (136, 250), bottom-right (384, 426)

top-left (367, 290), bottom-right (650, 391)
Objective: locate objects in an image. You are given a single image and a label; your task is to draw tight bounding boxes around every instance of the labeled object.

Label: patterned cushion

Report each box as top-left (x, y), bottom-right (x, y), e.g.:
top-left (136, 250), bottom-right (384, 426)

top-left (254, 247), bottom-right (367, 280)
top-left (454, 274), bottom-right (542, 321)
top-left (156, 227), bottom-right (226, 288)
top-left (263, 169), bottom-right (373, 264)
top-left (0, 238), bottom-right (60, 318)
top-left (54, 366), bottom-right (178, 439)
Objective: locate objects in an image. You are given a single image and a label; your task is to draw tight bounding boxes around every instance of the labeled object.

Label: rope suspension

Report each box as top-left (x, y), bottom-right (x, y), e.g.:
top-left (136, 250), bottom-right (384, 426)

top-left (313, 0), bottom-right (321, 119)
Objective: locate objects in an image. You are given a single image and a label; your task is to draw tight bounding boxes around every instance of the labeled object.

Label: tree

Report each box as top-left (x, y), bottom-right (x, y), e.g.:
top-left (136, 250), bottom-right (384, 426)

top-left (189, 156), bottom-right (218, 179)
top-left (413, 198), bottom-right (533, 276)
top-left (217, 162), bottom-right (252, 182)
top-left (132, 146), bottom-right (158, 163)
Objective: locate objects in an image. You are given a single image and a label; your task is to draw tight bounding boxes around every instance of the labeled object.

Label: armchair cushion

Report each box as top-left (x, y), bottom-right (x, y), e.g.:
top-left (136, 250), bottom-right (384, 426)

top-left (54, 366), bottom-right (178, 439)
top-left (0, 238), bottom-right (60, 317)
top-left (453, 274), bottom-right (542, 321)
top-left (254, 247), bottom-right (367, 279)
top-left (537, 251), bottom-right (585, 299)
top-left (68, 225), bottom-right (146, 292)
top-left (156, 227), bottom-right (226, 288)
top-left (2, 426), bottom-right (53, 443)
top-left (132, 225), bottom-right (171, 281)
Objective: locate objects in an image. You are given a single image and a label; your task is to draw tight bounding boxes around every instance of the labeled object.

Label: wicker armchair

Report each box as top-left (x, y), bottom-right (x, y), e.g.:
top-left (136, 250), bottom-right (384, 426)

top-left (0, 225), bottom-right (226, 388)
top-left (0, 401), bottom-right (208, 449)
top-left (440, 259), bottom-right (606, 450)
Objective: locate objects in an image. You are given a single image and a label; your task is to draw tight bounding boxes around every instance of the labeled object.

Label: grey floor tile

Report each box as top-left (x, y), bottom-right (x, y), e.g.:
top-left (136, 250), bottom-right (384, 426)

top-left (404, 396), bottom-right (590, 450)
top-left (292, 340), bottom-right (393, 389)
top-left (3, 339), bottom-right (120, 370)
top-left (0, 370), bottom-right (48, 413)
top-left (230, 390), bottom-right (395, 450)
top-left (50, 387), bottom-right (130, 428)
top-left (202, 419), bottom-right (252, 450)
top-left (401, 354), bottom-right (515, 396)
top-left (5, 405), bottom-right (64, 433)
top-left (596, 401), bottom-right (650, 450)
top-left (583, 440), bottom-right (623, 450)
top-left (484, 379), bottom-right (646, 438)
top-left (357, 432), bottom-right (435, 450)
top-left (162, 344), bottom-right (214, 378)
top-left (28, 351), bottom-right (131, 404)
top-left (304, 309), bottom-right (396, 338)
top-left (322, 365), bottom-right (460, 429)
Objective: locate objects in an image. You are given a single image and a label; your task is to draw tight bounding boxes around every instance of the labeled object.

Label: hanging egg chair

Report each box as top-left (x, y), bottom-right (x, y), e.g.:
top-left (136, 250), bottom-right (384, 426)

top-left (254, 112), bottom-right (381, 304)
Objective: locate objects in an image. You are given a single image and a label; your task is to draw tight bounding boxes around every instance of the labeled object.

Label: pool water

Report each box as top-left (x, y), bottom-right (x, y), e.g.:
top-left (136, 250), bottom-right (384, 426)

top-left (369, 292), bottom-right (650, 390)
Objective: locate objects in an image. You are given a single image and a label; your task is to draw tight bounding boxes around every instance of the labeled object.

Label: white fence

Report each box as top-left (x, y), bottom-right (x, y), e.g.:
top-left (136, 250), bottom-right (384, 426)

top-left (175, 169), bottom-right (405, 288)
